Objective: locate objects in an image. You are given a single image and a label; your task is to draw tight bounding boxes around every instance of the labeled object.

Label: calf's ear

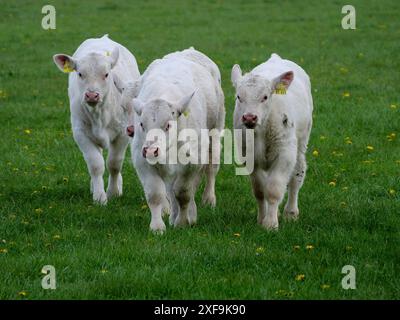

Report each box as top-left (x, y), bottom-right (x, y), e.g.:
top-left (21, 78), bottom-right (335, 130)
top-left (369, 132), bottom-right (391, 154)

top-left (109, 47), bottom-right (119, 69)
top-left (132, 98), bottom-right (144, 116)
top-left (231, 64), bottom-right (242, 88)
top-left (53, 54), bottom-right (76, 73)
top-left (113, 73), bottom-right (126, 94)
top-left (176, 90), bottom-right (196, 115)
top-left (121, 80), bottom-right (140, 110)
top-left (272, 71), bottom-right (294, 92)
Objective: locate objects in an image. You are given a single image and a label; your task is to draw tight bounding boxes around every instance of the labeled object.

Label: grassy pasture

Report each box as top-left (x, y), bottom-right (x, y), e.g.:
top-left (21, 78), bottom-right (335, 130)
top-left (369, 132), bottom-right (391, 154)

top-left (0, 0), bottom-right (399, 299)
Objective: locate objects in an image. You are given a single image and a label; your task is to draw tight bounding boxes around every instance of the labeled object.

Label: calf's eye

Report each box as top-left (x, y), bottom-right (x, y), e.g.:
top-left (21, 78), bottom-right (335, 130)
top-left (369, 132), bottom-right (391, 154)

top-left (165, 123), bottom-right (171, 131)
top-left (140, 122), bottom-right (144, 130)
top-left (78, 72), bottom-right (82, 78)
top-left (105, 73), bottom-right (109, 79)
top-left (262, 95), bottom-right (268, 102)
top-left (236, 95), bottom-right (242, 102)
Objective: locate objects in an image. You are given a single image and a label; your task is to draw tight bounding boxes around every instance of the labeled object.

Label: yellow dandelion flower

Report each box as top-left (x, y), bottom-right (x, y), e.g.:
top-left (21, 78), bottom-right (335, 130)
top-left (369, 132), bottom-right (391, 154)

top-left (320, 135), bottom-right (327, 140)
top-left (340, 202), bottom-right (346, 206)
top-left (233, 233), bottom-right (241, 237)
top-left (390, 104), bottom-right (397, 109)
top-left (100, 269), bottom-right (108, 274)
top-left (342, 92), bottom-right (350, 98)
top-left (312, 150), bottom-right (319, 157)
top-left (18, 291), bottom-right (28, 297)
top-left (389, 189), bottom-right (396, 195)
top-left (275, 289), bottom-right (294, 297)
top-left (256, 247), bottom-right (265, 254)
top-left (63, 177), bottom-right (69, 183)
top-left (24, 129), bottom-right (31, 134)
top-left (306, 245), bottom-right (314, 250)
top-left (387, 133), bottom-right (396, 141)
top-left (295, 274), bottom-right (305, 281)
top-left (141, 204), bottom-right (147, 210)
top-left (293, 245), bottom-right (301, 250)
top-left (0, 248), bottom-right (8, 254)
top-left (366, 145), bottom-right (374, 151)
top-left (321, 284), bottom-right (330, 290)
top-left (329, 181), bottom-right (336, 187)
top-left (53, 235), bottom-right (61, 240)
top-left (35, 208), bottom-right (43, 214)
top-left (362, 160), bottom-right (374, 164)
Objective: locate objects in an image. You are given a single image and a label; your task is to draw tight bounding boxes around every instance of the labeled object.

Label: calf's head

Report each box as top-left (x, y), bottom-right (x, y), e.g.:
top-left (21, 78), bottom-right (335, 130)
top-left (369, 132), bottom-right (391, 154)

top-left (231, 64), bottom-right (293, 129)
top-left (53, 48), bottom-right (120, 107)
top-left (127, 92), bottom-right (195, 162)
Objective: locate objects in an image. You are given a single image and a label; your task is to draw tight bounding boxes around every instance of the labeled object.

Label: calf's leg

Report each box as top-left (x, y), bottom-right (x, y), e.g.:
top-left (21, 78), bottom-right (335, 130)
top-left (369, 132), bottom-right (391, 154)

top-left (74, 131), bottom-right (107, 205)
top-left (251, 170), bottom-right (268, 225)
top-left (263, 152), bottom-right (296, 230)
top-left (173, 174), bottom-right (197, 227)
top-left (137, 165), bottom-right (167, 234)
top-left (202, 132), bottom-right (221, 207)
top-left (106, 136), bottom-right (128, 199)
top-left (284, 152), bottom-right (306, 220)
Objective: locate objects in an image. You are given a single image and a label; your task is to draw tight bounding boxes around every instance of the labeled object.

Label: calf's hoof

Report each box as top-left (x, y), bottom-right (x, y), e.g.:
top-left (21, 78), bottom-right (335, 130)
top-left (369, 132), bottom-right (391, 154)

top-left (150, 221), bottom-right (166, 235)
top-left (174, 215), bottom-right (189, 228)
top-left (106, 188), bottom-right (123, 200)
top-left (187, 215), bottom-right (197, 226)
top-left (202, 192), bottom-right (216, 207)
top-left (93, 191), bottom-right (107, 205)
top-left (162, 199), bottom-right (171, 217)
top-left (284, 207), bottom-right (299, 221)
top-left (261, 219), bottom-right (279, 231)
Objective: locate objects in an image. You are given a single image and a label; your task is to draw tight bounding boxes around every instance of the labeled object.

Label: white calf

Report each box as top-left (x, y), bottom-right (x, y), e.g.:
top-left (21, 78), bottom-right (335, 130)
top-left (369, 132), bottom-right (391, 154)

top-left (123, 47), bottom-right (225, 233)
top-left (231, 53), bottom-right (313, 230)
top-left (53, 34), bottom-right (140, 204)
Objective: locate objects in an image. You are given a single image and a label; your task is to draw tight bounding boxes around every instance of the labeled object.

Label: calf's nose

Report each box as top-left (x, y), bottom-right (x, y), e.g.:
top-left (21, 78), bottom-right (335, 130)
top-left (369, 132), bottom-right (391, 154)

top-left (85, 91), bottom-right (100, 103)
top-left (242, 113), bottom-right (258, 128)
top-left (126, 125), bottom-right (134, 137)
top-left (142, 146), bottom-right (159, 159)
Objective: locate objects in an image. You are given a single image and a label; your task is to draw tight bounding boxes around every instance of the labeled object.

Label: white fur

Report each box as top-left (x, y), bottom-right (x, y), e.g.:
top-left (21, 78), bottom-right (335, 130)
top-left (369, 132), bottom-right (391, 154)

top-left (53, 35), bottom-right (140, 205)
top-left (232, 53), bottom-right (313, 230)
top-left (127, 47), bottom-right (225, 233)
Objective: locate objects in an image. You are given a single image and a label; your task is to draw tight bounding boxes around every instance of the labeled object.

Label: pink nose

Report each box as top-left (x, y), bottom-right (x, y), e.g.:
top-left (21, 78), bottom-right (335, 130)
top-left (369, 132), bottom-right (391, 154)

top-left (242, 113), bottom-right (258, 128)
top-left (126, 125), bottom-right (134, 137)
top-left (85, 91), bottom-right (100, 103)
top-left (142, 146), bottom-right (159, 158)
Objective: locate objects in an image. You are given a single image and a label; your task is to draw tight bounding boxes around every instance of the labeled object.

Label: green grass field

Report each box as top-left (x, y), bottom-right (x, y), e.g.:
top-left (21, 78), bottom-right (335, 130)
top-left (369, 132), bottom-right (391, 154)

top-left (0, 0), bottom-right (399, 300)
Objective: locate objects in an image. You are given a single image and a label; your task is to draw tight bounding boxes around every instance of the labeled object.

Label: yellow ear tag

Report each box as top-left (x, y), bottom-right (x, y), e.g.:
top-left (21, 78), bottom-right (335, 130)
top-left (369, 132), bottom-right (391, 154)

top-left (105, 51), bottom-right (111, 56)
top-left (63, 60), bottom-right (74, 73)
top-left (183, 110), bottom-right (190, 117)
top-left (274, 83), bottom-right (287, 95)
